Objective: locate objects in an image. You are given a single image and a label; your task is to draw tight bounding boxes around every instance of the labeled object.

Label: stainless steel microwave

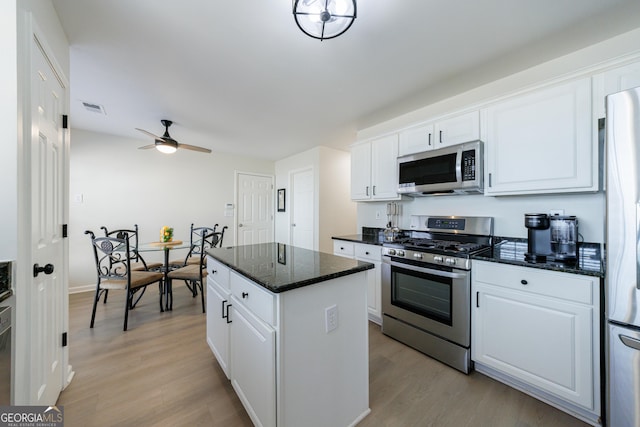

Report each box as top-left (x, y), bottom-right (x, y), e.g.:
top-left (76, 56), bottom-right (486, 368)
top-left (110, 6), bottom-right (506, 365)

top-left (397, 140), bottom-right (483, 196)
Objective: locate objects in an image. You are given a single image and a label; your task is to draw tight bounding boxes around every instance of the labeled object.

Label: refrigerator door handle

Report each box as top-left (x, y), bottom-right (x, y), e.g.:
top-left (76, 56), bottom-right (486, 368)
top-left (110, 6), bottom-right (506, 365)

top-left (620, 334), bottom-right (640, 351)
top-left (637, 202), bottom-right (640, 290)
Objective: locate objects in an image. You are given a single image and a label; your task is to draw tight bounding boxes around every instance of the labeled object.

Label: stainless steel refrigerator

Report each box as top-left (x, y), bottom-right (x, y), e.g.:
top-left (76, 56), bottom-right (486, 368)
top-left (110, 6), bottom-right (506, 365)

top-left (606, 85), bottom-right (640, 427)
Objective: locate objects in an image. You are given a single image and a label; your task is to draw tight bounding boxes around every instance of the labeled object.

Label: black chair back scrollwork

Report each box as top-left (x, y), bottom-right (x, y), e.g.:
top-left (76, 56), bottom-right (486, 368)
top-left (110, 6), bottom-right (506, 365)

top-left (85, 230), bottom-right (164, 331)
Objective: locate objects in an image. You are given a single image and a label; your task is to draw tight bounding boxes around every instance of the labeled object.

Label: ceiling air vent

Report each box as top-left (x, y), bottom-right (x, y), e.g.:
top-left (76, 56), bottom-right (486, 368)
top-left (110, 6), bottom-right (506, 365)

top-left (81, 101), bottom-right (106, 115)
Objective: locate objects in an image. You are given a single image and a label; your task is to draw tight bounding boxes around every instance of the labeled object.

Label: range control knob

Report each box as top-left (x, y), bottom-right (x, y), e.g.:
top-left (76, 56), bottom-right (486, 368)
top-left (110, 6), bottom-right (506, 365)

top-left (445, 258), bottom-right (456, 265)
top-left (433, 256), bottom-right (444, 263)
top-left (413, 253), bottom-right (423, 260)
top-left (397, 250), bottom-right (405, 257)
top-left (387, 249), bottom-right (396, 256)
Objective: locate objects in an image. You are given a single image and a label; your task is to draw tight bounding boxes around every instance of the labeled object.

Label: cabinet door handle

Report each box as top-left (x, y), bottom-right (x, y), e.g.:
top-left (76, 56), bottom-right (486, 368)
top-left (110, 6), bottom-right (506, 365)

top-left (221, 300), bottom-right (228, 319)
top-left (521, 279), bottom-right (528, 285)
top-left (242, 292), bottom-right (249, 299)
top-left (488, 173), bottom-right (492, 188)
top-left (225, 303), bottom-right (232, 323)
top-left (366, 186), bottom-right (369, 196)
top-left (365, 251), bottom-right (369, 255)
top-left (373, 185), bottom-right (376, 196)
top-left (439, 130), bottom-right (443, 143)
top-left (476, 291), bottom-right (479, 308)
top-left (428, 133), bottom-right (432, 146)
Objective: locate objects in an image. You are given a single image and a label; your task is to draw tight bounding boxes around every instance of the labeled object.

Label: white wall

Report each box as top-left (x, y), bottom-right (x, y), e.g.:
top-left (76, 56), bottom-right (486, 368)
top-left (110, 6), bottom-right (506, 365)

top-left (275, 146), bottom-right (357, 253)
top-left (69, 128), bottom-right (274, 291)
top-left (356, 27), bottom-right (640, 244)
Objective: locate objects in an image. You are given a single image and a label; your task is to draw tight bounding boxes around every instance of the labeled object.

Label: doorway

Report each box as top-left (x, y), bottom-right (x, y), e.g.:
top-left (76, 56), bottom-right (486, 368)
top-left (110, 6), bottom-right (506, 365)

top-left (235, 172), bottom-right (274, 245)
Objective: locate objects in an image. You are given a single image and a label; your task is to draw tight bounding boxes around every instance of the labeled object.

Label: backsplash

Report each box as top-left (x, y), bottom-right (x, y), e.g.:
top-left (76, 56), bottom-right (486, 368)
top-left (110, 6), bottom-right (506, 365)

top-left (357, 192), bottom-right (605, 243)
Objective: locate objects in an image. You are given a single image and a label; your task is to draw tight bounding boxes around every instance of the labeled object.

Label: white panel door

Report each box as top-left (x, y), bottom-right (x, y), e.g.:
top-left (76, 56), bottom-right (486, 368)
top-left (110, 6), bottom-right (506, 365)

top-left (30, 36), bottom-right (66, 405)
top-left (291, 168), bottom-right (314, 250)
top-left (237, 173), bottom-right (274, 246)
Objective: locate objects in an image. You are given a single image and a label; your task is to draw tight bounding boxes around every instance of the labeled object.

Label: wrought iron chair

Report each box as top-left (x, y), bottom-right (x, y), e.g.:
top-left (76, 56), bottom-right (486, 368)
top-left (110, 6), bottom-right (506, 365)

top-left (101, 224), bottom-right (162, 271)
top-left (171, 224), bottom-right (226, 267)
top-left (165, 230), bottom-right (214, 312)
top-left (86, 230), bottom-right (165, 331)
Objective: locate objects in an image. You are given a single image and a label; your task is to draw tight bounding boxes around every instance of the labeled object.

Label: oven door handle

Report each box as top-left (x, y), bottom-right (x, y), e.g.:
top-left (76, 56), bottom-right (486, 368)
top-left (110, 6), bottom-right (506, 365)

top-left (386, 259), bottom-right (467, 279)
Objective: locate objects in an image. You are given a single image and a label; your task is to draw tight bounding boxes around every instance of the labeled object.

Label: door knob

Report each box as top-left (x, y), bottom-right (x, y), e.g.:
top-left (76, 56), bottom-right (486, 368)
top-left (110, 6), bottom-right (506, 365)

top-left (33, 263), bottom-right (54, 277)
top-left (292, 223), bottom-right (296, 227)
top-left (238, 224), bottom-right (243, 227)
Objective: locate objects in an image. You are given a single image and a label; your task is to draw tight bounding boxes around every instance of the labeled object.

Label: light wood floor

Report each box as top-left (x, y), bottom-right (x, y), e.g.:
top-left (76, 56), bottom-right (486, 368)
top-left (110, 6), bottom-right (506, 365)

top-left (58, 290), bottom-right (589, 427)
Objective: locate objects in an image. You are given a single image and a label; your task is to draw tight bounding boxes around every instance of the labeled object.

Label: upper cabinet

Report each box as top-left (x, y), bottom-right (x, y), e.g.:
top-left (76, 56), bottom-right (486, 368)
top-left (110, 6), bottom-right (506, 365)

top-left (435, 110), bottom-right (480, 148)
top-left (398, 110), bottom-right (480, 156)
top-left (483, 77), bottom-right (596, 196)
top-left (593, 60), bottom-right (640, 119)
top-left (398, 123), bottom-right (434, 156)
top-left (351, 134), bottom-right (401, 201)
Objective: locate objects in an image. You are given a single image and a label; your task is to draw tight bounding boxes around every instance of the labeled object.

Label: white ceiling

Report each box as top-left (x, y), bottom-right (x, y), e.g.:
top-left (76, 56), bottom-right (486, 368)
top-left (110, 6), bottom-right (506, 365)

top-left (52, 0), bottom-right (640, 160)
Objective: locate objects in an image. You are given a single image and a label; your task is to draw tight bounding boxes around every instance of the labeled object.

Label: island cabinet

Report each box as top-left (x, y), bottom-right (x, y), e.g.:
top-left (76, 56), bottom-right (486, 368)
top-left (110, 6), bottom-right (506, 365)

top-left (351, 134), bottom-right (400, 201)
top-left (482, 77), bottom-right (596, 195)
top-left (206, 244), bottom-right (372, 427)
top-left (206, 257), bottom-right (231, 378)
top-left (471, 260), bottom-right (601, 425)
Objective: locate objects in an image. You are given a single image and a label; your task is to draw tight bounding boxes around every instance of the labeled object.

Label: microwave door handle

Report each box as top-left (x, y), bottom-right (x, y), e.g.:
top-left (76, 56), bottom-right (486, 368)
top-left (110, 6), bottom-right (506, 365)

top-left (456, 148), bottom-right (463, 183)
top-left (388, 259), bottom-right (467, 279)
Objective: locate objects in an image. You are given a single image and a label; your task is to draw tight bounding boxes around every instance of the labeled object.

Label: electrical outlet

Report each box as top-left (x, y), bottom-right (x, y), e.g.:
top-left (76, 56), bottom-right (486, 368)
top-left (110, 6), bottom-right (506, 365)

top-left (375, 211), bottom-right (381, 220)
top-left (549, 209), bottom-right (565, 216)
top-left (325, 305), bottom-right (338, 333)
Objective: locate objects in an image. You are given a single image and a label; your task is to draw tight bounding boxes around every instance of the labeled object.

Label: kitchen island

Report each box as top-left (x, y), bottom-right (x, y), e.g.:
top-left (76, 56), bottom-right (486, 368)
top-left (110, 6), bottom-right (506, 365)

top-left (206, 243), bottom-right (373, 427)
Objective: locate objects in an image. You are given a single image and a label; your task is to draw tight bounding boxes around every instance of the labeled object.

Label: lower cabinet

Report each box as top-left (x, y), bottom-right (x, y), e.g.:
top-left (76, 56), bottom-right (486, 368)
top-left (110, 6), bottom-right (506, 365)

top-left (333, 240), bottom-right (382, 324)
top-left (471, 260), bottom-right (600, 425)
top-left (206, 258), bottom-right (231, 378)
top-left (206, 255), bottom-right (370, 427)
top-left (206, 277), bottom-right (231, 378)
top-left (231, 297), bottom-right (276, 427)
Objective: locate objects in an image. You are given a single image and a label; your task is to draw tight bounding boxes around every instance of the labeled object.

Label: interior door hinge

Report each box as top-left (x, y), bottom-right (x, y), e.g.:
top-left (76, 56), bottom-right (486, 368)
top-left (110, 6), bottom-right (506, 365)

top-left (62, 224), bottom-right (68, 238)
top-left (62, 115), bottom-right (68, 129)
top-left (62, 332), bottom-right (68, 347)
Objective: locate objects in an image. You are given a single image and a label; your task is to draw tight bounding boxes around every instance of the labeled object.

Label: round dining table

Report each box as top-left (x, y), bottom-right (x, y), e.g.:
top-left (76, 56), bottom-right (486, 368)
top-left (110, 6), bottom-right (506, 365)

top-left (138, 240), bottom-right (191, 310)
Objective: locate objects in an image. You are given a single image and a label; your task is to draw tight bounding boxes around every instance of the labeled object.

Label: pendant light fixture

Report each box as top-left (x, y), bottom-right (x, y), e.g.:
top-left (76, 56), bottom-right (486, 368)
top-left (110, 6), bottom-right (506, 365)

top-left (293, 0), bottom-right (357, 41)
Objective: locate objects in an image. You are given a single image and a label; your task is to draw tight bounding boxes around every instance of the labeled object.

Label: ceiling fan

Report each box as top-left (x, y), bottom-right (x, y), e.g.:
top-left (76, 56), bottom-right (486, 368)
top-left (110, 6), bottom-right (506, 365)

top-left (136, 119), bottom-right (211, 154)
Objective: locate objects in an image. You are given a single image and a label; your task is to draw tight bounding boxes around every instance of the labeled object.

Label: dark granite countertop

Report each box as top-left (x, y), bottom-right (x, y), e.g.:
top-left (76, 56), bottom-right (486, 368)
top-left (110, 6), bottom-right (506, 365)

top-left (472, 237), bottom-right (604, 278)
top-left (206, 243), bottom-right (374, 293)
top-left (331, 234), bottom-right (386, 246)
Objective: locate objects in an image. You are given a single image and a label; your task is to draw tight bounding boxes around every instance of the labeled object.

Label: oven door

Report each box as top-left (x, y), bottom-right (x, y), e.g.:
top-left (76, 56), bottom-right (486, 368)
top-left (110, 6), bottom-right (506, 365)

top-left (381, 257), bottom-right (470, 346)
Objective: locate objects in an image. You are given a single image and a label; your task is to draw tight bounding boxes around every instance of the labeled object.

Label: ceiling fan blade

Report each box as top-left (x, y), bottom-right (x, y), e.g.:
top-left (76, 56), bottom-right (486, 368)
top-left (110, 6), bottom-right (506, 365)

top-left (138, 144), bottom-right (157, 150)
top-left (178, 143), bottom-right (212, 153)
top-left (135, 128), bottom-right (163, 140)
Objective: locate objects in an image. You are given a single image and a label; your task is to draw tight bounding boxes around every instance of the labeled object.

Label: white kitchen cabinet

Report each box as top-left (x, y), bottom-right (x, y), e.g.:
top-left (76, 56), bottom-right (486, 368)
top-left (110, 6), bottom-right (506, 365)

top-left (333, 240), bottom-right (382, 324)
top-left (206, 254), bottom-right (370, 427)
top-left (434, 110), bottom-right (480, 148)
top-left (351, 134), bottom-right (401, 201)
top-left (398, 111), bottom-right (480, 156)
top-left (354, 243), bottom-right (382, 324)
top-left (483, 77), bottom-right (596, 195)
top-left (398, 123), bottom-right (435, 156)
top-left (593, 60), bottom-right (640, 126)
top-left (472, 260), bottom-right (600, 425)
top-left (231, 293), bottom-right (277, 427)
top-left (332, 240), bottom-right (355, 258)
top-left (206, 258), bottom-right (231, 378)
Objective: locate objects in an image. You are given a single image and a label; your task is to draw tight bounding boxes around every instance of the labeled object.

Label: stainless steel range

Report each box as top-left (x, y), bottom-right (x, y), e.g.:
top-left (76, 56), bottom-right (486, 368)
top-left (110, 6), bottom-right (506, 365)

top-left (381, 215), bottom-right (493, 374)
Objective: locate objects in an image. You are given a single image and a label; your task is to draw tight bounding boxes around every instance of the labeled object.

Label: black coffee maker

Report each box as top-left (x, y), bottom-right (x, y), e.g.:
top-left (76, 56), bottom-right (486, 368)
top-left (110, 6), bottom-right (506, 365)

top-left (524, 213), bottom-right (553, 263)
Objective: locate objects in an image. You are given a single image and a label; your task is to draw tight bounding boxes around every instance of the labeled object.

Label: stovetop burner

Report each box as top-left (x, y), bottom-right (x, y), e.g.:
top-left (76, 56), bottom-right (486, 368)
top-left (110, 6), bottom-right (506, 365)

top-left (393, 238), bottom-right (486, 254)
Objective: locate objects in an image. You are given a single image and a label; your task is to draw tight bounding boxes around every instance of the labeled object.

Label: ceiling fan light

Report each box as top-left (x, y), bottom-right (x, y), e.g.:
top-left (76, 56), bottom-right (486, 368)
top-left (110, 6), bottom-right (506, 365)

top-left (155, 141), bottom-right (177, 154)
top-left (293, 0), bottom-right (356, 40)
